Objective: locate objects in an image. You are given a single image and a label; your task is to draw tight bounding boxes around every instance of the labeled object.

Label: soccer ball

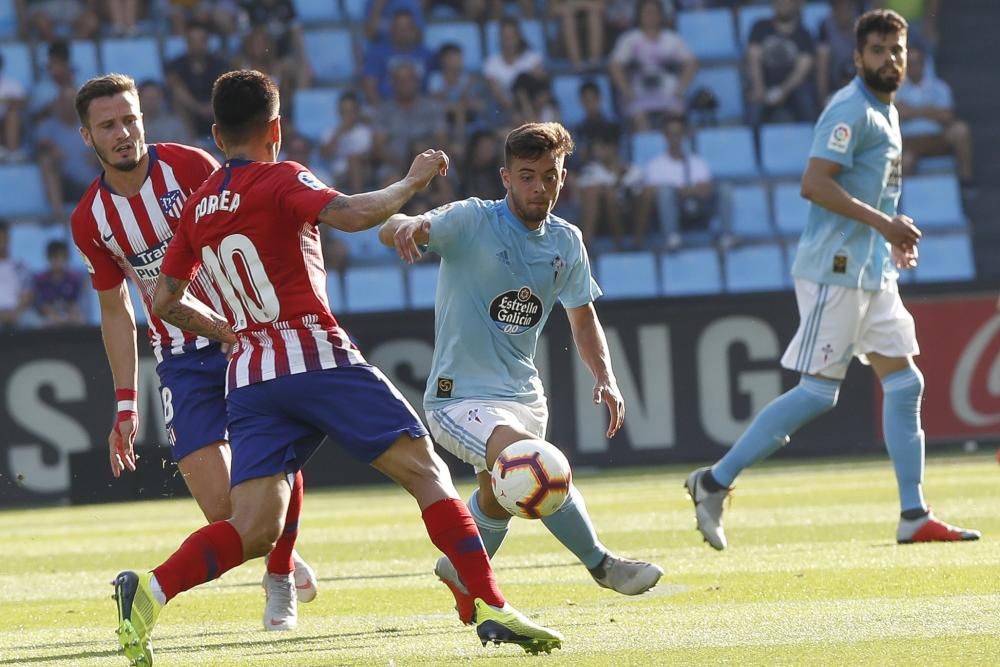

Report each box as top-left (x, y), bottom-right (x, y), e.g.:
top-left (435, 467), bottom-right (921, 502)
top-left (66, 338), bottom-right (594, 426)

top-left (491, 439), bottom-right (572, 519)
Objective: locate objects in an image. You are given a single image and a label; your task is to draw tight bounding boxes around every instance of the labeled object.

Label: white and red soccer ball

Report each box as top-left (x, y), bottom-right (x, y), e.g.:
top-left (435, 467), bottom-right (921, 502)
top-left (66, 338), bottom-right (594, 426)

top-left (491, 439), bottom-right (572, 519)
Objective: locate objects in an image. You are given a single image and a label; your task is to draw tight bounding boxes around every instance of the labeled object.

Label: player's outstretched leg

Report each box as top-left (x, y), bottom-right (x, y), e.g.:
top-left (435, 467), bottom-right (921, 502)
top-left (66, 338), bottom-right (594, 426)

top-left (684, 467), bottom-right (730, 550)
top-left (112, 571), bottom-right (162, 666)
top-left (897, 510), bottom-right (981, 544)
top-left (473, 598), bottom-right (563, 655)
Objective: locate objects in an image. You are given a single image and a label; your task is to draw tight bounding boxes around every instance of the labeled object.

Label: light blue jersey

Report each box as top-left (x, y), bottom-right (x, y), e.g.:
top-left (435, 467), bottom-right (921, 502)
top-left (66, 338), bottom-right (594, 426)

top-left (423, 197), bottom-right (601, 410)
top-left (792, 77), bottom-right (903, 291)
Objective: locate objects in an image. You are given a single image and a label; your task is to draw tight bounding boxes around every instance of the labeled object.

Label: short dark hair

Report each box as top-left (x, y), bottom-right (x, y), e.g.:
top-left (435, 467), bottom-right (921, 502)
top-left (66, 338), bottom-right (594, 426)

top-left (579, 80), bottom-right (600, 97)
top-left (46, 239), bottom-right (68, 259)
top-left (211, 69), bottom-right (279, 146)
top-left (48, 39), bottom-right (70, 63)
top-left (438, 42), bottom-right (461, 59)
top-left (75, 73), bottom-right (138, 125)
top-left (338, 90), bottom-right (359, 106)
top-left (504, 122), bottom-right (574, 167)
top-left (855, 9), bottom-right (908, 51)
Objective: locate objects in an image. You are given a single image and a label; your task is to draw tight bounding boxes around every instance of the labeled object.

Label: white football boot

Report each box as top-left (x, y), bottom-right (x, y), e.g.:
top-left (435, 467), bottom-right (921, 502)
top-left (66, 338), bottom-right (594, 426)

top-left (262, 572), bottom-right (298, 631)
top-left (684, 466), bottom-right (730, 550)
top-left (291, 550), bottom-right (318, 603)
top-left (589, 554), bottom-right (664, 595)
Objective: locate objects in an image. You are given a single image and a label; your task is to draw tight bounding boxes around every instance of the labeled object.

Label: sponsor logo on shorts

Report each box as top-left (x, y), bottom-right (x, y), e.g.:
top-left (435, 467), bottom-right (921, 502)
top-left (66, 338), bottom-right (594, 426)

top-left (489, 286), bottom-right (543, 335)
top-left (821, 343), bottom-right (834, 363)
top-left (467, 408), bottom-right (481, 423)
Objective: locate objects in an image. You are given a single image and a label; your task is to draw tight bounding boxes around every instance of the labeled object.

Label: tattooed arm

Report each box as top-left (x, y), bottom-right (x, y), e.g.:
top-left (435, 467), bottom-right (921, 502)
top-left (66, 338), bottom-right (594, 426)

top-left (152, 273), bottom-right (237, 345)
top-left (317, 149), bottom-right (449, 232)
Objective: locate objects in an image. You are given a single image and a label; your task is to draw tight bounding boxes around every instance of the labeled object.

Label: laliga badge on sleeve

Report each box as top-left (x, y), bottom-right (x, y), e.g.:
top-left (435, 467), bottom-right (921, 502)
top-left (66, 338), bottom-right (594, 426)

top-left (827, 122), bottom-right (852, 154)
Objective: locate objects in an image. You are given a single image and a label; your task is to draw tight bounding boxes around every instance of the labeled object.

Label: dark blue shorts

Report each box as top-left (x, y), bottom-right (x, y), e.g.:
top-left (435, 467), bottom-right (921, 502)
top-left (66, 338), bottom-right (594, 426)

top-left (156, 344), bottom-right (228, 463)
top-left (226, 364), bottom-right (428, 487)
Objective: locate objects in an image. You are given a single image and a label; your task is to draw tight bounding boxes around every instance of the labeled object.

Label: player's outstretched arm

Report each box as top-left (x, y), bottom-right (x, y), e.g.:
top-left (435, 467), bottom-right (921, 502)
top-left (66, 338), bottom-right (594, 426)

top-left (97, 283), bottom-right (139, 477)
top-left (566, 303), bottom-right (625, 438)
top-left (379, 213), bottom-right (430, 264)
top-left (317, 149), bottom-right (448, 233)
top-left (152, 274), bottom-right (237, 345)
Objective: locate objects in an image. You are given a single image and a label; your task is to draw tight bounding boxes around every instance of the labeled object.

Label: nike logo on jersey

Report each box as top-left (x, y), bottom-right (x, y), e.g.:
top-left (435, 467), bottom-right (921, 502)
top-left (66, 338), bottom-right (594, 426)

top-left (101, 231), bottom-right (114, 243)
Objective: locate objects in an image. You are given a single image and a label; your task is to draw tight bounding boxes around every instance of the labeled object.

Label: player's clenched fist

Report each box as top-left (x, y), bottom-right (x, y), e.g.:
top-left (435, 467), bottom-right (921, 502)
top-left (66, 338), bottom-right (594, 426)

top-left (405, 149), bottom-right (450, 191)
top-left (881, 214), bottom-right (921, 250)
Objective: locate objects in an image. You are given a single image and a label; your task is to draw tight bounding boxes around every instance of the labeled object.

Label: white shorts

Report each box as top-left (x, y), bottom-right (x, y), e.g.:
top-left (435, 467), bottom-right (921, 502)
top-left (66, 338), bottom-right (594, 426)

top-left (781, 278), bottom-right (919, 380)
top-left (427, 399), bottom-right (548, 474)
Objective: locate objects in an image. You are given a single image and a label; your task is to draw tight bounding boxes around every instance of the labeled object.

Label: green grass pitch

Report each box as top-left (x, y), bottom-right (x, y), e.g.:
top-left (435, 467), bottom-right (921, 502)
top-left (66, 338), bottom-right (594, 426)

top-left (2, 454), bottom-right (997, 666)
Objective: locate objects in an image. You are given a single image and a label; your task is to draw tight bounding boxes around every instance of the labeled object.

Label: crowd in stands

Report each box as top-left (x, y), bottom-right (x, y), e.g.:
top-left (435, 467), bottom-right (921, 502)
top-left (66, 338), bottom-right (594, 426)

top-left (0, 0), bottom-right (974, 329)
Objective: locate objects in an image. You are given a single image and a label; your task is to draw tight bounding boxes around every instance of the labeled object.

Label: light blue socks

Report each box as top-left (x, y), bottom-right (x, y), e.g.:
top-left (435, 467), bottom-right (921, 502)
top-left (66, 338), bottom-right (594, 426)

top-left (881, 367), bottom-right (926, 513)
top-left (541, 485), bottom-right (607, 569)
top-left (468, 489), bottom-right (509, 557)
top-left (712, 375), bottom-right (841, 487)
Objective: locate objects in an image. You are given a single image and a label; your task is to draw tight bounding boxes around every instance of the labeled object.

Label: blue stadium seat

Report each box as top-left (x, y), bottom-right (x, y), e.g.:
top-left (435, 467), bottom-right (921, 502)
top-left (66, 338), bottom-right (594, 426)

top-left (596, 251), bottom-right (659, 299)
top-left (342, 0), bottom-right (366, 21)
top-left (802, 2), bottom-right (832, 36)
top-left (695, 126), bottom-right (758, 179)
top-left (293, 0), bottom-right (343, 23)
top-left (128, 281), bottom-right (148, 326)
top-left (162, 34), bottom-right (225, 62)
top-left (100, 38), bottom-right (163, 83)
top-left (80, 286), bottom-right (100, 325)
top-left (425, 22), bottom-right (483, 71)
top-left (485, 19), bottom-right (546, 58)
top-left (724, 243), bottom-right (788, 292)
top-left (631, 131), bottom-right (666, 168)
top-left (728, 184), bottom-right (773, 239)
top-left (0, 0), bottom-right (15, 38)
top-left (8, 223), bottom-right (67, 271)
top-left (35, 40), bottom-right (100, 86)
top-left (760, 123), bottom-right (813, 177)
top-left (677, 9), bottom-right (738, 61)
top-left (344, 265), bottom-right (406, 312)
top-left (915, 155), bottom-right (957, 174)
top-left (914, 233), bottom-right (975, 283)
top-left (738, 5), bottom-right (772, 46)
top-left (552, 74), bottom-right (615, 128)
top-left (901, 174), bottom-right (964, 230)
top-left (0, 164), bottom-right (50, 219)
top-left (660, 247), bottom-right (723, 296)
top-left (0, 42), bottom-right (33, 89)
top-left (292, 87), bottom-right (341, 141)
top-left (772, 182), bottom-right (810, 237)
top-left (407, 261), bottom-right (439, 309)
top-left (303, 28), bottom-right (356, 83)
top-left (690, 65), bottom-right (743, 123)
top-left (326, 271), bottom-right (344, 312)
top-left (338, 226), bottom-right (397, 265)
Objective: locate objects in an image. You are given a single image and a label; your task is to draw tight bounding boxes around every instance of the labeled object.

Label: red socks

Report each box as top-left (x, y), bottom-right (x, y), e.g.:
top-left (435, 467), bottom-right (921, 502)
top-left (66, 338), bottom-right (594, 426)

top-left (268, 470), bottom-right (304, 575)
top-left (152, 520), bottom-right (243, 602)
top-left (422, 498), bottom-right (505, 608)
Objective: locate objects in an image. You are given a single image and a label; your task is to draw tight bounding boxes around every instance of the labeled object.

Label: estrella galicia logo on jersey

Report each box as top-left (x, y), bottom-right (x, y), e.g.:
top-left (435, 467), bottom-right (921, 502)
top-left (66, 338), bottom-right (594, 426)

top-left (489, 286), bottom-right (543, 335)
top-left (297, 170), bottom-right (327, 191)
top-left (159, 189), bottom-right (184, 218)
top-left (127, 238), bottom-right (169, 281)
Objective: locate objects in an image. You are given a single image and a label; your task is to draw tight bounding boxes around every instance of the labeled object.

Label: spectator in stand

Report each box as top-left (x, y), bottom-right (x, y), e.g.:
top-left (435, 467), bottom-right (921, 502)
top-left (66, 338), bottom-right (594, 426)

top-left (817, 0), bottom-right (863, 104)
top-left (488, 0), bottom-right (537, 19)
top-left (236, 27), bottom-right (304, 110)
top-left (635, 114), bottom-right (715, 251)
top-left (139, 80), bottom-right (193, 144)
top-left (30, 40), bottom-right (76, 125)
top-left (363, 0), bottom-right (425, 41)
top-left (166, 20), bottom-right (233, 138)
top-left (425, 0), bottom-right (487, 21)
top-left (483, 17), bottom-right (547, 120)
top-left (458, 129), bottom-right (506, 201)
top-left (320, 91), bottom-right (373, 196)
top-left (37, 87), bottom-right (97, 220)
top-left (27, 240), bottom-right (84, 328)
top-left (282, 130), bottom-right (331, 185)
top-left (874, 0), bottom-right (940, 50)
top-left (0, 52), bottom-right (26, 157)
top-left (0, 221), bottom-right (30, 331)
top-left (895, 45), bottom-right (974, 188)
top-left (15, 0), bottom-right (99, 42)
top-left (105, 0), bottom-right (142, 35)
top-left (574, 80), bottom-right (618, 165)
top-left (746, 0), bottom-right (818, 127)
top-left (430, 43), bottom-right (488, 153)
top-left (576, 125), bottom-right (637, 250)
top-left (510, 73), bottom-right (560, 125)
top-left (609, 0), bottom-right (697, 131)
top-left (238, 0), bottom-right (310, 94)
top-left (548, 0), bottom-right (605, 71)
top-left (363, 8), bottom-right (433, 104)
top-left (161, 0), bottom-right (239, 36)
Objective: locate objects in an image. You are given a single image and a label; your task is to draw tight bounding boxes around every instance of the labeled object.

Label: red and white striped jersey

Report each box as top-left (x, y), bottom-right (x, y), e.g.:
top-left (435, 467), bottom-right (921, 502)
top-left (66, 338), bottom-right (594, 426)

top-left (162, 158), bottom-right (366, 391)
top-left (71, 144), bottom-right (223, 363)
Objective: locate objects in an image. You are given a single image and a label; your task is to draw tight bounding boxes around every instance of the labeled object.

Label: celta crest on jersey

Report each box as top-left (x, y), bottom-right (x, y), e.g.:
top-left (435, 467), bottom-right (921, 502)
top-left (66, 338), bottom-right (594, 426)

top-left (489, 286), bottom-right (543, 335)
top-left (128, 238), bottom-right (169, 280)
top-left (159, 189), bottom-right (184, 218)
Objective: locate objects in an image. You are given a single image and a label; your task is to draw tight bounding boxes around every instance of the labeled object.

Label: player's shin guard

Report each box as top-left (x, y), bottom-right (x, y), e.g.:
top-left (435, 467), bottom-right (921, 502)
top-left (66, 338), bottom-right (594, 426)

top-left (152, 520), bottom-right (244, 602)
top-left (423, 497), bottom-right (505, 608)
top-left (268, 470), bottom-right (304, 575)
top-left (881, 367), bottom-right (927, 513)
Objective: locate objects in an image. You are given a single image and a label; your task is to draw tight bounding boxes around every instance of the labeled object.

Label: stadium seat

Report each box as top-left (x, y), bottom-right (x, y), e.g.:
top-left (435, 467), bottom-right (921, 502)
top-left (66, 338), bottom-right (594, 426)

top-left (724, 243), bottom-right (788, 292)
top-left (162, 34), bottom-right (226, 62)
top-left (552, 74), bottom-right (615, 128)
top-left (326, 271), bottom-right (344, 312)
top-left (772, 182), bottom-right (810, 237)
top-left (677, 9), bottom-right (738, 61)
top-left (293, 0), bottom-right (342, 23)
top-left (485, 19), bottom-right (546, 58)
top-left (738, 5), bottom-right (773, 46)
top-left (0, 0), bottom-right (15, 38)
top-left (596, 251), bottom-right (659, 299)
top-left (660, 247), bottom-right (723, 296)
top-left (292, 87), bottom-right (341, 141)
top-left (34, 40), bottom-right (100, 86)
top-left (630, 131), bottom-right (667, 168)
top-left (914, 233), bottom-right (975, 283)
top-left (728, 184), bottom-right (773, 240)
top-left (100, 38), bottom-right (163, 84)
top-left (303, 28), bottom-right (356, 83)
top-left (900, 174), bottom-right (964, 230)
top-left (8, 222), bottom-right (67, 271)
top-left (0, 42), bottom-right (32, 89)
top-left (338, 226), bottom-right (397, 265)
top-left (802, 2), bottom-right (832, 36)
top-left (695, 126), bottom-right (758, 179)
top-left (690, 65), bottom-right (743, 123)
top-left (344, 265), bottom-right (406, 313)
top-left (425, 22), bottom-right (483, 71)
top-left (760, 123), bottom-right (813, 178)
top-left (0, 164), bottom-right (50, 219)
top-left (407, 261), bottom-right (439, 309)
top-left (342, 0), bottom-right (366, 21)
top-left (914, 155), bottom-right (957, 174)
